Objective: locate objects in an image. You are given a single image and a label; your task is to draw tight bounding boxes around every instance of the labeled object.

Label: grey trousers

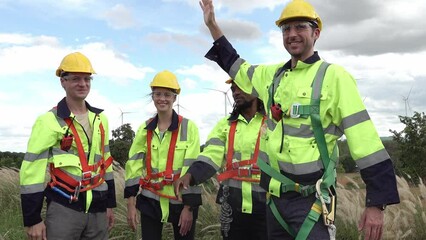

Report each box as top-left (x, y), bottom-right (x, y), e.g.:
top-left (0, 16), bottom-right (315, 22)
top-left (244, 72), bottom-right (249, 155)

top-left (45, 201), bottom-right (108, 240)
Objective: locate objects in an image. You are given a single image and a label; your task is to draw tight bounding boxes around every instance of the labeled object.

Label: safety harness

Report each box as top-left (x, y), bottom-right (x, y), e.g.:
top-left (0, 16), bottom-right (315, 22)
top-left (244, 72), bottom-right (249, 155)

top-left (49, 116), bottom-right (113, 203)
top-left (138, 115), bottom-right (183, 200)
top-left (258, 61), bottom-right (338, 239)
top-left (217, 116), bottom-right (266, 183)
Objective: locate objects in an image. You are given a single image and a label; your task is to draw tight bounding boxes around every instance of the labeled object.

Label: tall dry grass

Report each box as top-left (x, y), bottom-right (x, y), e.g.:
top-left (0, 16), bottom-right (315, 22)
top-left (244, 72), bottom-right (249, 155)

top-left (1, 166), bottom-right (425, 240)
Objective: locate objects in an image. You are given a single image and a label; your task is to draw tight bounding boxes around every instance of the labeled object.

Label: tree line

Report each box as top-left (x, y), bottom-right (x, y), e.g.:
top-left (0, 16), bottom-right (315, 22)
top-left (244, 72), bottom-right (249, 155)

top-left (1, 112), bottom-right (425, 183)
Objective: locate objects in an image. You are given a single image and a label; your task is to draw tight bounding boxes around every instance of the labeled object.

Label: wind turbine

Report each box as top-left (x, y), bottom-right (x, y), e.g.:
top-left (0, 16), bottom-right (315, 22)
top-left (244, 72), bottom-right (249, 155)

top-left (402, 86), bottom-right (413, 116)
top-left (174, 95), bottom-right (189, 114)
top-left (205, 87), bottom-right (233, 117)
top-left (119, 108), bottom-right (134, 125)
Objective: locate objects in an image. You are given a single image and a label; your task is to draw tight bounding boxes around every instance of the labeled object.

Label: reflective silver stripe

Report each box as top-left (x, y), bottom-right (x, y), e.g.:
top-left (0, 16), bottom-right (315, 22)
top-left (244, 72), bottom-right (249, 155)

top-left (283, 123), bottom-right (343, 139)
top-left (266, 119), bottom-right (277, 131)
top-left (312, 62), bottom-right (330, 99)
top-left (24, 151), bottom-right (49, 162)
top-left (125, 177), bottom-right (140, 187)
top-left (141, 189), bottom-right (181, 204)
top-left (229, 58), bottom-right (246, 78)
top-left (278, 159), bottom-right (324, 175)
top-left (20, 183), bottom-right (45, 194)
top-left (205, 138), bottom-right (225, 147)
top-left (258, 151), bottom-right (269, 164)
top-left (247, 65), bottom-right (258, 82)
top-left (151, 168), bottom-right (182, 175)
top-left (324, 124), bottom-right (344, 137)
top-left (183, 159), bottom-right (196, 167)
top-left (51, 147), bottom-right (86, 157)
top-left (180, 118), bottom-right (189, 141)
top-left (94, 154), bottom-right (102, 163)
top-left (104, 171), bottom-right (114, 181)
top-left (197, 155), bottom-right (221, 171)
top-left (222, 179), bottom-right (265, 192)
top-left (341, 110), bottom-right (370, 130)
top-left (129, 152), bottom-right (145, 161)
top-left (91, 182), bottom-right (108, 191)
top-left (284, 124), bottom-right (313, 138)
top-left (251, 87), bottom-right (259, 98)
top-left (355, 149), bottom-right (390, 169)
top-left (232, 152), bottom-right (242, 161)
top-left (182, 185), bottom-right (202, 195)
top-left (104, 145), bottom-right (110, 153)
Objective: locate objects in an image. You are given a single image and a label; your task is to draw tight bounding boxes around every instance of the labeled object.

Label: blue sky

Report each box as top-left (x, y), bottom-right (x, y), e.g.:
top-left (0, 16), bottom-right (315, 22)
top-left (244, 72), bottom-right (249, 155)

top-left (1, 0), bottom-right (425, 152)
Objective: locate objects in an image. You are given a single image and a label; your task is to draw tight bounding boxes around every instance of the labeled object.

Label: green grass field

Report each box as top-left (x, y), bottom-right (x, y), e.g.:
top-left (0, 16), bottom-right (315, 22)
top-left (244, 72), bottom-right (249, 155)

top-left (1, 167), bottom-right (425, 240)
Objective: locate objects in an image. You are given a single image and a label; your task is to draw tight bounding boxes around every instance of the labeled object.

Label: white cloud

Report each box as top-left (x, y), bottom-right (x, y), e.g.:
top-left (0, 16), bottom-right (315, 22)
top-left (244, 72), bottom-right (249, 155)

top-left (102, 4), bottom-right (137, 30)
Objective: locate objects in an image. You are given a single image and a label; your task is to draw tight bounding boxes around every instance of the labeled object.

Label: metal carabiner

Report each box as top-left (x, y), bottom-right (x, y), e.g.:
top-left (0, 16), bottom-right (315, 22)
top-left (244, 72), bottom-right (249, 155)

top-left (315, 179), bottom-right (333, 226)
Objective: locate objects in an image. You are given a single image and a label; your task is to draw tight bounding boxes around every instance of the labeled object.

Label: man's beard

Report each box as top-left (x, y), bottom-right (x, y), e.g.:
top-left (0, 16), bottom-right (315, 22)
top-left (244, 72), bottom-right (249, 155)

top-left (236, 98), bottom-right (255, 112)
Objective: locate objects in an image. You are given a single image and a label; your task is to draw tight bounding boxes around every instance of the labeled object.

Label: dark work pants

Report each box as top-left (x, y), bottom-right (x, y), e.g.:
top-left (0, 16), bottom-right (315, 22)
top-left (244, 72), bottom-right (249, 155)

top-left (141, 213), bottom-right (196, 240)
top-left (266, 194), bottom-right (330, 240)
top-left (222, 209), bottom-right (268, 240)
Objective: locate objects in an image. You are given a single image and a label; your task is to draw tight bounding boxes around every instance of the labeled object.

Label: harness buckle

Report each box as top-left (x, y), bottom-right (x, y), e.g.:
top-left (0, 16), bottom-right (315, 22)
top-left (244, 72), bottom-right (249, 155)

top-left (82, 171), bottom-right (92, 182)
top-left (290, 103), bottom-right (301, 118)
top-left (163, 174), bottom-right (174, 182)
top-left (250, 166), bottom-right (260, 175)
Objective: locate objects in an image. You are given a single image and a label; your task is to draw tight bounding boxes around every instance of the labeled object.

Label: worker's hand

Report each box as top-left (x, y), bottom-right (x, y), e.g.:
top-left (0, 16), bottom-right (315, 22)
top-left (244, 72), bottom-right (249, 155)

top-left (178, 205), bottom-right (194, 236)
top-left (25, 221), bottom-right (47, 240)
top-left (358, 206), bottom-right (384, 240)
top-left (106, 208), bottom-right (115, 231)
top-left (199, 0), bottom-right (215, 27)
top-left (173, 173), bottom-right (192, 201)
top-left (126, 197), bottom-right (139, 232)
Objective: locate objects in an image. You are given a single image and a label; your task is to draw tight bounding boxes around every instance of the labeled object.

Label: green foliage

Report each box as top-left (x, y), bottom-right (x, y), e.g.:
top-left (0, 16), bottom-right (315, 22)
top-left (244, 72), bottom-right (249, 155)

top-left (390, 112), bottom-right (426, 183)
top-left (0, 151), bottom-right (24, 168)
top-left (110, 123), bottom-right (135, 167)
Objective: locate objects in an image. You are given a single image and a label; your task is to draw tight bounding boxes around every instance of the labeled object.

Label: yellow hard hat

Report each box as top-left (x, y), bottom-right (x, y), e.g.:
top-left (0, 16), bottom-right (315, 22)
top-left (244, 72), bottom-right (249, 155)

top-left (56, 52), bottom-right (96, 77)
top-left (150, 70), bottom-right (181, 94)
top-left (275, 0), bottom-right (322, 30)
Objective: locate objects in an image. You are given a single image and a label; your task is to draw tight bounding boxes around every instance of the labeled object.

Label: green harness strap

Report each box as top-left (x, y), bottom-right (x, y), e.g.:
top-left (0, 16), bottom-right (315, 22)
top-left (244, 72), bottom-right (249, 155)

top-left (259, 61), bottom-right (336, 239)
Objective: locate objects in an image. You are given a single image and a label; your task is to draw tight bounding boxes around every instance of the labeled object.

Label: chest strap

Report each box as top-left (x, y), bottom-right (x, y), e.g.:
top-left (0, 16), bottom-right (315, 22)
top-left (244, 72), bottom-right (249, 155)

top-left (49, 117), bottom-right (113, 202)
top-left (217, 116), bottom-right (266, 183)
top-left (139, 115), bottom-right (183, 200)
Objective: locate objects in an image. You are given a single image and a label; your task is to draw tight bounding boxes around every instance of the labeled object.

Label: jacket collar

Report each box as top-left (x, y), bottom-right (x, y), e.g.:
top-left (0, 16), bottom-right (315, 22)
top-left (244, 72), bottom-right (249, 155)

top-left (283, 51), bottom-right (321, 70)
top-left (145, 109), bottom-right (180, 131)
top-left (56, 97), bottom-right (103, 119)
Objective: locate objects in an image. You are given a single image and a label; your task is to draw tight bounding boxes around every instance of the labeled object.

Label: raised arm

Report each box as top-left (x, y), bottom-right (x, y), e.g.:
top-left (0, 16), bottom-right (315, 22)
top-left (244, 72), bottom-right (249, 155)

top-left (199, 0), bottom-right (223, 40)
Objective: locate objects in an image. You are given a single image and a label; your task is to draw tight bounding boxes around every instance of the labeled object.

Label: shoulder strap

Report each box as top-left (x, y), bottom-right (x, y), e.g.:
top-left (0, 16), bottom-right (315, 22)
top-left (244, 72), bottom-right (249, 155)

top-left (309, 61), bottom-right (332, 171)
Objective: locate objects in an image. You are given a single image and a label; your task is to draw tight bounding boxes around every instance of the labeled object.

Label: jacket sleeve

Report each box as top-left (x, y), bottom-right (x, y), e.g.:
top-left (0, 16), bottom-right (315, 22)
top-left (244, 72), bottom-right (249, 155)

top-left (205, 36), bottom-right (240, 73)
top-left (181, 120), bottom-right (202, 206)
top-left (20, 114), bottom-right (55, 226)
top-left (188, 117), bottom-right (228, 185)
top-left (124, 123), bottom-right (147, 198)
top-left (101, 116), bottom-right (116, 208)
top-left (328, 65), bottom-right (399, 206)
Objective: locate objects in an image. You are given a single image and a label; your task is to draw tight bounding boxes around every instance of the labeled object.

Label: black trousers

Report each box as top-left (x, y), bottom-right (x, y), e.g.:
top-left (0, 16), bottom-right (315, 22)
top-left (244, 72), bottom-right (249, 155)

top-left (266, 194), bottom-right (330, 240)
top-left (141, 212), bottom-right (196, 240)
top-left (222, 209), bottom-right (268, 240)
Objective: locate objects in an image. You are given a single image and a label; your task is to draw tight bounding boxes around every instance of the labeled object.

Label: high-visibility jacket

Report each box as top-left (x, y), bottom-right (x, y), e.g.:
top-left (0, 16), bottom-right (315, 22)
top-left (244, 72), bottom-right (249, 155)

top-left (20, 97), bottom-right (116, 227)
top-left (189, 112), bottom-right (276, 214)
top-left (205, 36), bottom-right (399, 208)
top-left (124, 110), bottom-right (201, 222)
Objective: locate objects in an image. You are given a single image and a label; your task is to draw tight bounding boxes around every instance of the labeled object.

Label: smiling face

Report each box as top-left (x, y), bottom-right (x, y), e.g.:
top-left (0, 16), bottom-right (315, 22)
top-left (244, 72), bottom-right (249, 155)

top-left (151, 87), bottom-right (177, 114)
top-left (281, 20), bottom-right (320, 62)
top-left (60, 72), bottom-right (92, 101)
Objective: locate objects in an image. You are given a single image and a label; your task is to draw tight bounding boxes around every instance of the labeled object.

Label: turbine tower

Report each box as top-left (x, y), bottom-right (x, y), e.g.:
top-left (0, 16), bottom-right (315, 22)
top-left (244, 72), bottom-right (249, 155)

top-left (205, 88), bottom-right (233, 117)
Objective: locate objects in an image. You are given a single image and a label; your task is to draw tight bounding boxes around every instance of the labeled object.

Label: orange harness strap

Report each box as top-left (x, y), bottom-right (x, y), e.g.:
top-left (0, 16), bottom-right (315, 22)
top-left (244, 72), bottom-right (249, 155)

top-left (217, 116), bottom-right (266, 183)
top-left (49, 117), bottom-right (113, 201)
top-left (139, 116), bottom-right (183, 200)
